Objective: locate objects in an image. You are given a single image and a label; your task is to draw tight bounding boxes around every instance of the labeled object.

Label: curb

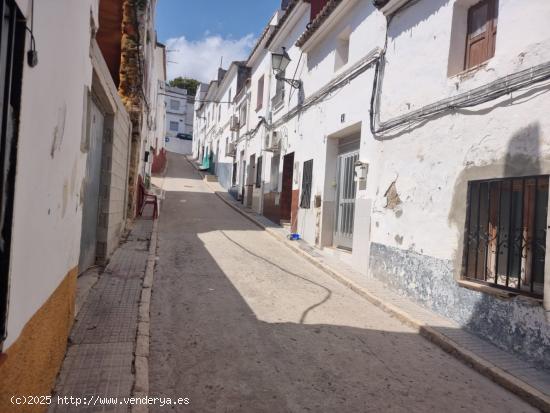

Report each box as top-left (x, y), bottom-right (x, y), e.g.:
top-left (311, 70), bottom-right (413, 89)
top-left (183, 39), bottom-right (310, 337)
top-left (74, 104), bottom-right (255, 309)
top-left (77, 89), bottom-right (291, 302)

top-left (185, 156), bottom-right (550, 413)
top-left (131, 218), bottom-right (158, 413)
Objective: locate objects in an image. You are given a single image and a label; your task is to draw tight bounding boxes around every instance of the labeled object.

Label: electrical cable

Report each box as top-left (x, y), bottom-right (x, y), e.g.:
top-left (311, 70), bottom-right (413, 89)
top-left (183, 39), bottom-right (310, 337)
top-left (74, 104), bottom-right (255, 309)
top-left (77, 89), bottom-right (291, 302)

top-left (368, 8), bottom-right (550, 137)
top-left (24, 0), bottom-right (38, 67)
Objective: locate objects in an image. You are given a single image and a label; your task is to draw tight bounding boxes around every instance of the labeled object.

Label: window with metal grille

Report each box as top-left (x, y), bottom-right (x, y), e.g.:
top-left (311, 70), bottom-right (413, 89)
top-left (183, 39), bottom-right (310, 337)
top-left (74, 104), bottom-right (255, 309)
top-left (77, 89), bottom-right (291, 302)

top-left (1, 0), bottom-right (25, 344)
top-left (255, 156), bottom-right (262, 188)
top-left (300, 160), bottom-right (313, 209)
top-left (463, 176), bottom-right (548, 297)
top-left (169, 121), bottom-right (179, 131)
top-left (465, 0), bottom-right (498, 70)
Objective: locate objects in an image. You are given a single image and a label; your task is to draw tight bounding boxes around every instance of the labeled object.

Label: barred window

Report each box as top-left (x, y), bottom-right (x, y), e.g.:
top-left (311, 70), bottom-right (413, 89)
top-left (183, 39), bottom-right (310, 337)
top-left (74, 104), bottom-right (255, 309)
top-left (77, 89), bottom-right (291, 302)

top-left (300, 160), bottom-right (313, 209)
top-left (463, 176), bottom-right (548, 297)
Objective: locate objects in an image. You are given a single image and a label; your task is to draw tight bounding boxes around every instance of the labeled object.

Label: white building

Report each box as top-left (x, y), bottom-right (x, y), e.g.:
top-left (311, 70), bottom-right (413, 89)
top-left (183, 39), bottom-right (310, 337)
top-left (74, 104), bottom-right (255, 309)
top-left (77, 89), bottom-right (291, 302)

top-left (164, 86), bottom-right (194, 154)
top-left (0, 0), bottom-right (164, 404)
top-left (194, 0), bottom-right (550, 369)
top-left (151, 42), bottom-right (168, 174)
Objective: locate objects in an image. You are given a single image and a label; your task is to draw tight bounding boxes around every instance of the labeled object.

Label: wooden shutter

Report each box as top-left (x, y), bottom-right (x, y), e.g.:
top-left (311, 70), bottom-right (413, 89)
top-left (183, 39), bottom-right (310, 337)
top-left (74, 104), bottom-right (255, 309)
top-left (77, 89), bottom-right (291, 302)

top-left (300, 160), bottom-right (313, 209)
top-left (256, 75), bottom-right (264, 110)
top-left (465, 0), bottom-right (498, 70)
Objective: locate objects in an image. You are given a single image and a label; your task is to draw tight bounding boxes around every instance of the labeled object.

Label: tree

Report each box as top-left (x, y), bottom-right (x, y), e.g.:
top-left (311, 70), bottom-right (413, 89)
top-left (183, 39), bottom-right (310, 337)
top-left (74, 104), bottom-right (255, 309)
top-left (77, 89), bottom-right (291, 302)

top-left (168, 77), bottom-right (200, 96)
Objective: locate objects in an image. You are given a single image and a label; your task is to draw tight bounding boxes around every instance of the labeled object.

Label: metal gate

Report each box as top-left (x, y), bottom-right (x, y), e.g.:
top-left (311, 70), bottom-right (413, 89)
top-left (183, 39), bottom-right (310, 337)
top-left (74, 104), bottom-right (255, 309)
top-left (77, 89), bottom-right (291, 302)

top-left (79, 99), bottom-right (105, 270)
top-left (334, 150), bottom-right (359, 250)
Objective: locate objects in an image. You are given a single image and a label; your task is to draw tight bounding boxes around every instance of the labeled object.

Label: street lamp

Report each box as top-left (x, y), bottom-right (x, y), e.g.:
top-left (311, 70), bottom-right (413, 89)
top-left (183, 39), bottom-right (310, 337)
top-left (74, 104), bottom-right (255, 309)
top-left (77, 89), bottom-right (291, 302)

top-left (271, 47), bottom-right (301, 89)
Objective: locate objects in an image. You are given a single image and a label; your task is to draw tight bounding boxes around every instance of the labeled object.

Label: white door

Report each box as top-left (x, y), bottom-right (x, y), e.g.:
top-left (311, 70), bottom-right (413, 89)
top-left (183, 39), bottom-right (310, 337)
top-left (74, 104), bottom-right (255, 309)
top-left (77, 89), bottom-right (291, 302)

top-left (334, 150), bottom-right (359, 250)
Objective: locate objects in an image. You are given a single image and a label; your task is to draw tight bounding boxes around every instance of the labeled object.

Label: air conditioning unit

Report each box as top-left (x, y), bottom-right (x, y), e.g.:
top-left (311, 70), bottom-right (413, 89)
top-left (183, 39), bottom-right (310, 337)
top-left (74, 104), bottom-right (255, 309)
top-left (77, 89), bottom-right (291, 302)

top-left (265, 131), bottom-right (281, 152)
top-left (229, 115), bottom-right (240, 131)
top-left (225, 142), bottom-right (236, 157)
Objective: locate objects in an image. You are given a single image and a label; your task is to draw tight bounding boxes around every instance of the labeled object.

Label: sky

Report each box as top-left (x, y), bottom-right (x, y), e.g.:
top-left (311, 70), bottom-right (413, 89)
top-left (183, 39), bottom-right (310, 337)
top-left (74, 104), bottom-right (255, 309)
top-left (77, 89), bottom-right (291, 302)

top-left (156, 0), bottom-right (281, 83)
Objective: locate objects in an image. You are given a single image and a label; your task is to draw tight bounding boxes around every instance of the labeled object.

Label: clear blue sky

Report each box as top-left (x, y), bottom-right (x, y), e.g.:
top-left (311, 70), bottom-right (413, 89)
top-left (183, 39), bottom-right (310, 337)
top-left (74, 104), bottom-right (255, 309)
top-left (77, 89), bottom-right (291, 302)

top-left (156, 0), bottom-right (281, 43)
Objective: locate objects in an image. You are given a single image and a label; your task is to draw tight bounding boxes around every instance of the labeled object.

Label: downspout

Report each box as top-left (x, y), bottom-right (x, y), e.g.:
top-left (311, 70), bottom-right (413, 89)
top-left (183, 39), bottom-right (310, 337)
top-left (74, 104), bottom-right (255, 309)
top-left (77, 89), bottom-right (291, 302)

top-left (261, 58), bottom-right (276, 212)
top-left (369, 13), bottom-right (393, 139)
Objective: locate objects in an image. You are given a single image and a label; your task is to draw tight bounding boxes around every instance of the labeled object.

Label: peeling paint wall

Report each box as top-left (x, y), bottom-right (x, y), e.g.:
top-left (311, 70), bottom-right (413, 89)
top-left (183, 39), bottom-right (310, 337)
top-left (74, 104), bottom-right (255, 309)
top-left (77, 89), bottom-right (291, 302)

top-left (370, 243), bottom-right (550, 369)
top-left (367, 0), bottom-right (550, 367)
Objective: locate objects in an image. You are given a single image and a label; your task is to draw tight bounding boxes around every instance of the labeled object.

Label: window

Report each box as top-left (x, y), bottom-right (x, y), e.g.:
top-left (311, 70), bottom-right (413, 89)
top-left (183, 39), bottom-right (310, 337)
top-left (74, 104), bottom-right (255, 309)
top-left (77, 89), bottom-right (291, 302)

top-left (239, 103), bottom-right (247, 127)
top-left (300, 160), bottom-right (313, 209)
top-left (170, 99), bottom-right (180, 111)
top-left (270, 155), bottom-right (280, 192)
top-left (218, 105), bottom-right (221, 122)
top-left (228, 88), bottom-right (232, 108)
top-left (255, 156), bottom-right (263, 188)
top-left (272, 71), bottom-right (285, 109)
top-left (0, 0), bottom-right (25, 343)
top-left (256, 75), bottom-right (264, 111)
top-left (465, 0), bottom-right (498, 70)
top-left (463, 176), bottom-right (548, 297)
top-left (169, 121), bottom-right (179, 131)
top-left (334, 29), bottom-right (351, 71)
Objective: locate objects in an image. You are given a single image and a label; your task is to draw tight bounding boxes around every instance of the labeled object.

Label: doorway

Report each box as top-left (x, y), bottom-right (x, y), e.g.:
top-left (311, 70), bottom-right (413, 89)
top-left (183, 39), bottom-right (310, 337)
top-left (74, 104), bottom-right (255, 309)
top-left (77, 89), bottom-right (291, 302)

top-left (333, 149), bottom-right (359, 250)
top-left (79, 98), bottom-right (105, 270)
top-left (280, 152), bottom-right (294, 222)
top-left (0, 0), bottom-right (25, 342)
top-left (246, 154), bottom-right (255, 208)
top-left (239, 151), bottom-right (246, 203)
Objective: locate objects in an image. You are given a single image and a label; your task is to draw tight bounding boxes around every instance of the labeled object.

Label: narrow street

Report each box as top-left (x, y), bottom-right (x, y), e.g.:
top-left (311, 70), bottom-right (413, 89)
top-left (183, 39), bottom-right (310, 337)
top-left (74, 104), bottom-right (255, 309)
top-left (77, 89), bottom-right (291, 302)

top-left (148, 153), bottom-right (536, 413)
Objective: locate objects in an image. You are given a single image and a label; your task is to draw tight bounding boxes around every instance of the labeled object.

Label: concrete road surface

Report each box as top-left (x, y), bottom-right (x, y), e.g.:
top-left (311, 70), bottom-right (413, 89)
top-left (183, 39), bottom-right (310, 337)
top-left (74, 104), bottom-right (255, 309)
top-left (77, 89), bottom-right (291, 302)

top-left (149, 152), bottom-right (536, 413)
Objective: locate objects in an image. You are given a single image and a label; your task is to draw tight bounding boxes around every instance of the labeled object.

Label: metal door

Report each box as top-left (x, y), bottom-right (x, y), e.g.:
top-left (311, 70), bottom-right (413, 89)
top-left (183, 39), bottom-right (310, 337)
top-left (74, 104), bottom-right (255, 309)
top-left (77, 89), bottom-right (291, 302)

top-left (79, 99), bottom-right (104, 270)
top-left (334, 150), bottom-right (359, 250)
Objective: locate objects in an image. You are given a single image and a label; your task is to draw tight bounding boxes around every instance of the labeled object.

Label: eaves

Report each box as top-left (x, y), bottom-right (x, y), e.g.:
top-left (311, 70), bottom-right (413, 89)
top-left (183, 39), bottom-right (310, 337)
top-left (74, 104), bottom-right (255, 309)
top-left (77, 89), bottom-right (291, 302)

top-left (297, 0), bottom-right (360, 52)
top-left (376, 0), bottom-right (411, 16)
top-left (267, 1), bottom-right (310, 51)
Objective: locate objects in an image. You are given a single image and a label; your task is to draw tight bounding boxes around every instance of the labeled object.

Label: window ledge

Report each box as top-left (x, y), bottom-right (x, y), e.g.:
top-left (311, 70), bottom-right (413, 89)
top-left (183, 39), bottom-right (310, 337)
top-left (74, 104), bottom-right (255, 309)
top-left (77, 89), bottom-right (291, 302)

top-left (449, 61), bottom-right (489, 81)
top-left (457, 280), bottom-right (544, 305)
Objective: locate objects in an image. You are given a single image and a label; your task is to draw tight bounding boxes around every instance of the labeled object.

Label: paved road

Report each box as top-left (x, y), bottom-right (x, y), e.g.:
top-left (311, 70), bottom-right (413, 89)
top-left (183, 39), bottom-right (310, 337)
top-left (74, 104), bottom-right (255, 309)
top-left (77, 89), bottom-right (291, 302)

top-left (149, 153), bottom-right (536, 413)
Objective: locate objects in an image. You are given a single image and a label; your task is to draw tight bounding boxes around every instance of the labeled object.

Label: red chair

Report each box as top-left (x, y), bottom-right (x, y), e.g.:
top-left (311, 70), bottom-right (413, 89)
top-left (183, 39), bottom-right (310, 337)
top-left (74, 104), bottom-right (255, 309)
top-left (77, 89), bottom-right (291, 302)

top-left (139, 182), bottom-right (158, 219)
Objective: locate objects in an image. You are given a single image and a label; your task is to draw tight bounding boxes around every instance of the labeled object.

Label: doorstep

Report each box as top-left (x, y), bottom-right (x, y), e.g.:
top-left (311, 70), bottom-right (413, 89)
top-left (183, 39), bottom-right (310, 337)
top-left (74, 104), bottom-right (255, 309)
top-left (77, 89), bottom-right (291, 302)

top-left (185, 155), bottom-right (550, 412)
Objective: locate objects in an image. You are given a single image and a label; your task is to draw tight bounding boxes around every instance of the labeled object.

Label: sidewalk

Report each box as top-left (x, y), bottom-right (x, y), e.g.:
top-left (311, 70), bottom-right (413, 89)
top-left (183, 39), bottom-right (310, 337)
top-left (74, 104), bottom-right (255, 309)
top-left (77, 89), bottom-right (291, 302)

top-left (49, 218), bottom-right (155, 413)
top-left (187, 156), bottom-right (550, 412)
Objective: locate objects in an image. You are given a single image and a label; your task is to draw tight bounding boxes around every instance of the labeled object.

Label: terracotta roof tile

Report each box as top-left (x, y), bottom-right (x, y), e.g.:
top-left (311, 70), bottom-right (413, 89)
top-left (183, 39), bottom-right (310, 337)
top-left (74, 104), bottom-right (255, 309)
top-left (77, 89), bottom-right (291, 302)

top-left (296, 0), bottom-right (342, 48)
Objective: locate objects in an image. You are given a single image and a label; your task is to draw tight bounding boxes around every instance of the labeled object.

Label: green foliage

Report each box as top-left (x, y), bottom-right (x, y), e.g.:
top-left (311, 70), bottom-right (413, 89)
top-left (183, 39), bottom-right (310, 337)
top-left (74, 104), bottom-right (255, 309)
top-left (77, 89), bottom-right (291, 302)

top-left (168, 77), bottom-right (200, 96)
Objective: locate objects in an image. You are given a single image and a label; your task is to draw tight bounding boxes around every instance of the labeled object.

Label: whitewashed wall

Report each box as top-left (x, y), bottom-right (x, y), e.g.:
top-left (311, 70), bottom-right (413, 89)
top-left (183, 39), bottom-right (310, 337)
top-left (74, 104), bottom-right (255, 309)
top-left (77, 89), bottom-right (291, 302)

top-left (6, 0), bottom-right (98, 348)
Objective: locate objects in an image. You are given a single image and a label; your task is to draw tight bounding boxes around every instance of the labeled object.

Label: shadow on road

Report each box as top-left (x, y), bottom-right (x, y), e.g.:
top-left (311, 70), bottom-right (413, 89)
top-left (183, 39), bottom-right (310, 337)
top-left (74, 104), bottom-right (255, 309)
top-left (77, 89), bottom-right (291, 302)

top-left (148, 153), bottom-right (535, 413)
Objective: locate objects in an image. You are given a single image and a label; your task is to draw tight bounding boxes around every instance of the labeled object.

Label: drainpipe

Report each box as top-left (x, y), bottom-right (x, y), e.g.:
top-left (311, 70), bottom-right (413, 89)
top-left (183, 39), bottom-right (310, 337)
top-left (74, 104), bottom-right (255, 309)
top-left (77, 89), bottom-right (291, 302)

top-left (263, 55), bottom-right (277, 210)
